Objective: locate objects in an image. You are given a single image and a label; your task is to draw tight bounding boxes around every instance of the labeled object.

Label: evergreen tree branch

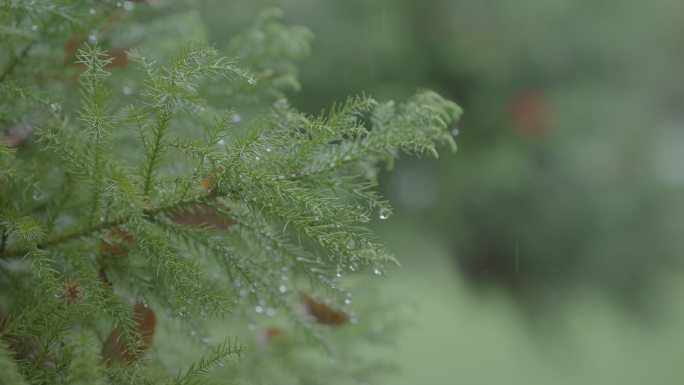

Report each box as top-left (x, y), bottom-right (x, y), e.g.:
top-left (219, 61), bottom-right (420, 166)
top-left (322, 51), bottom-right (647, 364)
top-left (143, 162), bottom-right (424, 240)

top-left (0, 41), bottom-right (33, 83)
top-left (64, 332), bottom-right (106, 385)
top-left (142, 111), bottom-right (172, 196)
top-left (0, 12), bottom-right (60, 83)
top-left (0, 340), bottom-right (29, 385)
top-left (0, 190), bottom-right (221, 259)
top-left (170, 337), bottom-right (244, 385)
top-left (75, 45), bottom-right (115, 224)
top-left (0, 6), bottom-right (462, 383)
top-left (0, 227), bottom-right (7, 255)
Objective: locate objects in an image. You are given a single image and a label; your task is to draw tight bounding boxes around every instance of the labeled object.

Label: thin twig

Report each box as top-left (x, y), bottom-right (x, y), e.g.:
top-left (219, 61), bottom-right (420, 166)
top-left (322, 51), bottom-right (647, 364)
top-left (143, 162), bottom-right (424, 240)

top-left (0, 42), bottom-right (34, 83)
top-left (0, 228), bottom-right (7, 254)
top-left (0, 190), bottom-right (220, 259)
top-left (0, 15), bottom-right (58, 83)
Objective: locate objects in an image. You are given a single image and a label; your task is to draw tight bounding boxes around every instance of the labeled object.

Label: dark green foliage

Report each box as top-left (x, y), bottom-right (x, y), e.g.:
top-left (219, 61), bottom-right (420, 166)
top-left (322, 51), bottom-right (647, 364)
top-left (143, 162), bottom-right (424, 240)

top-left (0, 2), bottom-right (460, 384)
top-left (212, 0), bottom-right (684, 310)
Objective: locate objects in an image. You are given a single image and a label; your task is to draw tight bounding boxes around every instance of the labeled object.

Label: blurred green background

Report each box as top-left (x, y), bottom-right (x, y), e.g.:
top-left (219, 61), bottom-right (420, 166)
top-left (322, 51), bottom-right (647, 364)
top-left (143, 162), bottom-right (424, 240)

top-left (198, 0), bottom-right (684, 383)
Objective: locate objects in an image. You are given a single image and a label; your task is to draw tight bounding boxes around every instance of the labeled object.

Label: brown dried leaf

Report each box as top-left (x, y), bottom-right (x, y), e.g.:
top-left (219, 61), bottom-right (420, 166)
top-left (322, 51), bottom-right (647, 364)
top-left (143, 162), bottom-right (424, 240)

top-left (167, 204), bottom-right (232, 231)
top-left (508, 89), bottom-right (552, 139)
top-left (300, 292), bottom-right (349, 327)
top-left (256, 326), bottom-right (285, 346)
top-left (101, 301), bottom-right (156, 365)
top-left (99, 229), bottom-right (136, 257)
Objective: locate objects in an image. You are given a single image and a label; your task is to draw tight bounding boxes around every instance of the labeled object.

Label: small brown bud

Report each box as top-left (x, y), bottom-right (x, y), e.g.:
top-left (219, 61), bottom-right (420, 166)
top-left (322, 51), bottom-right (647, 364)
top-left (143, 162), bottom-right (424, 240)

top-left (60, 279), bottom-right (85, 305)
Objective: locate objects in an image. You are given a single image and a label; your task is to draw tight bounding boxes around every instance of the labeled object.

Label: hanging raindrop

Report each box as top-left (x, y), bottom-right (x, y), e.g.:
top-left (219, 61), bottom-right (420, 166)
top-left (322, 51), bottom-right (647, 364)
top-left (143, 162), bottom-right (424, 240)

top-left (88, 31), bottom-right (98, 44)
top-left (378, 208), bottom-right (391, 220)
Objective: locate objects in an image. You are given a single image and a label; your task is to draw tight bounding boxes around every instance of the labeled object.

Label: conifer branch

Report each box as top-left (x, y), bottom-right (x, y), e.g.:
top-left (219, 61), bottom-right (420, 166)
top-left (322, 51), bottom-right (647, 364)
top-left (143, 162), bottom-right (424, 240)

top-left (0, 340), bottom-right (29, 385)
top-left (142, 111), bottom-right (172, 196)
top-left (0, 41), bottom-right (33, 83)
top-left (0, 13), bottom-right (59, 83)
top-left (170, 337), bottom-right (244, 385)
top-left (0, 4), bottom-right (462, 383)
top-left (75, 45), bottom-right (115, 224)
top-left (1, 190), bottom-right (221, 259)
top-left (0, 228), bottom-right (7, 254)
